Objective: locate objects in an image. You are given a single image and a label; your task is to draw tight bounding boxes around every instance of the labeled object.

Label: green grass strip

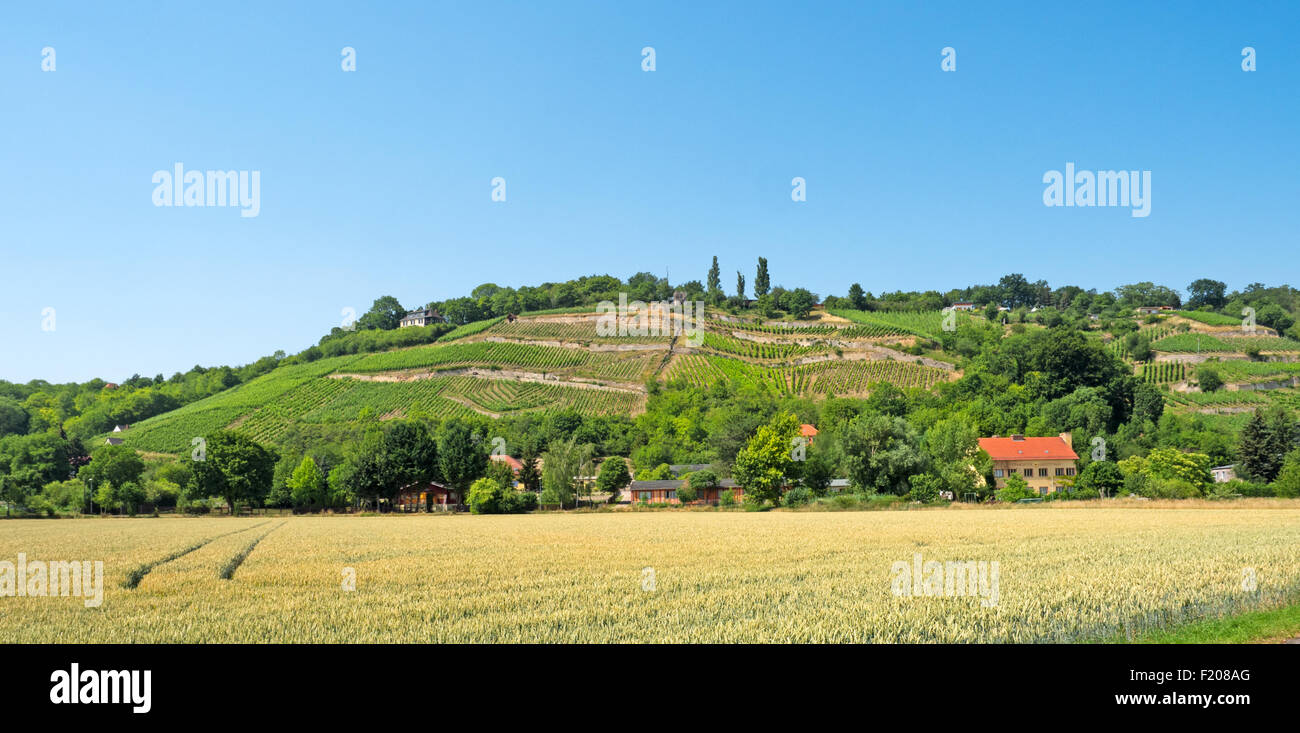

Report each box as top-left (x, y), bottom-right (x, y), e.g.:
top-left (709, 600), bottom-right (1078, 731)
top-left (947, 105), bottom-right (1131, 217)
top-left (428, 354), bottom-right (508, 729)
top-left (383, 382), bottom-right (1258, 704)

top-left (218, 522), bottom-right (284, 580)
top-left (122, 521), bottom-right (269, 589)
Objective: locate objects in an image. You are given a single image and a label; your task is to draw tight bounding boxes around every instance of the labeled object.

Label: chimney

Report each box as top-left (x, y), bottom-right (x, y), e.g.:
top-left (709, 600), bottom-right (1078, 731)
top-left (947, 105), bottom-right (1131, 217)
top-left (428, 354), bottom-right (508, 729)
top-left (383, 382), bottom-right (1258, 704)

top-left (1011, 434), bottom-right (1025, 441)
top-left (1059, 431), bottom-right (1072, 449)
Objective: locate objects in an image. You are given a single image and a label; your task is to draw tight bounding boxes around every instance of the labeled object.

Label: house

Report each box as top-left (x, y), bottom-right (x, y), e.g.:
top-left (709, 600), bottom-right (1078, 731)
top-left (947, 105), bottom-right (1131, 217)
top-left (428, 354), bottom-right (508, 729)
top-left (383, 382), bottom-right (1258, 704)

top-left (799, 424), bottom-right (818, 445)
top-left (399, 308), bottom-right (445, 328)
top-left (490, 454), bottom-right (524, 473)
top-left (112, 424), bottom-right (130, 433)
top-left (951, 302), bottom-right (976, 311)
top-left (395, 480), bottom-right (461, 511)
top-left (1211, 465), bottom-right (1237, 483)
top-left (978, 433), bottom-right (1079, 496)
top-left (625, 478), bottom-right (744, 505)
top-left (105, 437), bottom-right (125, 446)
top-left (1136, 305), bottom-right (1174, 315)
top-left (102, 383), bottom-right (118, 390)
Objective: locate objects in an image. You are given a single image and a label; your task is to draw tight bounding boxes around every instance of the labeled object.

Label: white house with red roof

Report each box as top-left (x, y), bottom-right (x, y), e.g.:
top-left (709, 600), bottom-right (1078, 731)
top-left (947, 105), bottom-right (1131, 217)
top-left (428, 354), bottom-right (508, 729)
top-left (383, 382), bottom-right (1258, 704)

top-left (978, 433), bottom-right (1079, 496)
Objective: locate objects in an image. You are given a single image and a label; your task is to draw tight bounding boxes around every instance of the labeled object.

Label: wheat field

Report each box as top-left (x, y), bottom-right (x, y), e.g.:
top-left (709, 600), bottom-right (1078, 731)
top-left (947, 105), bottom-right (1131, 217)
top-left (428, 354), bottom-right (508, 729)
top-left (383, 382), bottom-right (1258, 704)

top-left (2, 503), bottom-right (1299, 643)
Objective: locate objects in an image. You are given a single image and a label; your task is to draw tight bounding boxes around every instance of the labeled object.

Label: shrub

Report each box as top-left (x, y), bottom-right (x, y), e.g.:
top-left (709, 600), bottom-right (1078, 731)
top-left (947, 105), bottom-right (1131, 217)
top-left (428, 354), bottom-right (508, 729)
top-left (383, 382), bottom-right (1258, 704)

top-left (782, 486), bottom-right (812, 507)
top-left (718, 489), bottom-right (736, 507)
top-left (676, 483), bottom-right (698, 503)
top-left (908, 474), bottom-right (942, 503)
top-left (996, 475), bottom-right (1036, 503)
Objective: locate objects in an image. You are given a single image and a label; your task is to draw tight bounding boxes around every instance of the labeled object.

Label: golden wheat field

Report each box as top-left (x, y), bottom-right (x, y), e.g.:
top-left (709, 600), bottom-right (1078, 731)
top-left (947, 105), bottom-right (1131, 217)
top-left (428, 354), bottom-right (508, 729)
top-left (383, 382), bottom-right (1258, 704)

top-left (2, 502), bottom-right (1299, 643)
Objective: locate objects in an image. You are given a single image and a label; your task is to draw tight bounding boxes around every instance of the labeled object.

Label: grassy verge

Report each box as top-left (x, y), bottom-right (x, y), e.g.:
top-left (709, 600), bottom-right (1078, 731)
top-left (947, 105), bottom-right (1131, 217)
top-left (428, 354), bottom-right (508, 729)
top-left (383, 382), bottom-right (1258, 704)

top-left (1125, 602), bottom-right (1300, 644)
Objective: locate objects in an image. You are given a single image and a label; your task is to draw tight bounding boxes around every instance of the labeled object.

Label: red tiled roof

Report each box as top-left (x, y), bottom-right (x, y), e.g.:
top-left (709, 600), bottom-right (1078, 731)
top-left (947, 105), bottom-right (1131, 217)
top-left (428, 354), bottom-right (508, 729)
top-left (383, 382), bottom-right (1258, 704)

top-left (978, 436), bottom-right (1078, 461)
top-left (490, 454), bottom-right (524, 471)
top-left (799, 424), bottom-right (818, 437)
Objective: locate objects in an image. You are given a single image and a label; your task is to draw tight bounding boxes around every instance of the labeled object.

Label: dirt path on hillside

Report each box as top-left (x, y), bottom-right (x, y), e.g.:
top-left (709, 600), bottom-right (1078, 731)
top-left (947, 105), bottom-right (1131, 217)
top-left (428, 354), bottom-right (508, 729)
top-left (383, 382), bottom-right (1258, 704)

top-left (481, 336), bottom-right (666, 351)
top-left (330, 368), bottom-right (645, 393)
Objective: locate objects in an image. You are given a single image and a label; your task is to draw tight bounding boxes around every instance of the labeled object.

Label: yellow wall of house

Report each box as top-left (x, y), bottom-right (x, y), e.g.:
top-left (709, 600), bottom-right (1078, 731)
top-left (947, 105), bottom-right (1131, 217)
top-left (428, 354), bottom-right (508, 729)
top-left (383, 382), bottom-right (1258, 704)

top-left (991, 459), bottom-right (1077, 494)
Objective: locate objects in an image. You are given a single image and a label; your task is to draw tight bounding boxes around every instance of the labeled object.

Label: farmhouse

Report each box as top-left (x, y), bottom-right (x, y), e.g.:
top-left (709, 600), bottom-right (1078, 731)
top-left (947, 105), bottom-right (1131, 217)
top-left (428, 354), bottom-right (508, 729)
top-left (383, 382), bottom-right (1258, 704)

top-left (112, 424), bottom-right (129, 432)
top-left (1136, 305), bottom-right (1173, 315)
top-left (104, 437), bottom-right (124, 446)
top-left (399, 308), bottom-right (444, 328)
top-left (950, 302), bottom-right (976, 311)
top-left (979, 433), bottom-right (1078, 495)
top-left (395, 480), bottom-right (461, 511)
top-left (626, 478), bottom-right (743, 504)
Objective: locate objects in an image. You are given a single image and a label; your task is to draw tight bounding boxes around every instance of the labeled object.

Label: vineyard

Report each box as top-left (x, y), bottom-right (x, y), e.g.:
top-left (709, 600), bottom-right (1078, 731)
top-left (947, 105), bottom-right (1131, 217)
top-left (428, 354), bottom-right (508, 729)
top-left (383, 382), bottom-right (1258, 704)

top-left (1137, 362), bottom-right (1186, 384)
top-left (1152, 333), bottom-right (1300, 353)
top-left (698, 332), bottom-right (830, 361)
top-left (1173, 310), bottom-right (1246, 327)
top-left (347, 340), bottom-right (663, 382)
top-left (1165, 389), bottom-right (1271, 409)
top-left (663, 354), bottom-right (948, 396)
top-left (826, 309), bottom-right (967, 339)
top-left (486, 317), bottom-right (673, 344)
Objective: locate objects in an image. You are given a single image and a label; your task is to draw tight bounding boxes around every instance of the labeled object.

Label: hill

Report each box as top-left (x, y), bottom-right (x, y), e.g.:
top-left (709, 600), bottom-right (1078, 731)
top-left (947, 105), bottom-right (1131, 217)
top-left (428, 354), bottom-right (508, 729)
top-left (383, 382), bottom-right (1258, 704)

top-left (110, 307), bottom-right (963, 454)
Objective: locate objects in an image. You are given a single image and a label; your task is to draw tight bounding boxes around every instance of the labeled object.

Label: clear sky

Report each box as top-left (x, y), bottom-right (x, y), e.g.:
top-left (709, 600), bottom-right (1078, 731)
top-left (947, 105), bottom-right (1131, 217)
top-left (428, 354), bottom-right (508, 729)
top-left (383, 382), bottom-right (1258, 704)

top-left (3, 1), bottom-right (1297, 383)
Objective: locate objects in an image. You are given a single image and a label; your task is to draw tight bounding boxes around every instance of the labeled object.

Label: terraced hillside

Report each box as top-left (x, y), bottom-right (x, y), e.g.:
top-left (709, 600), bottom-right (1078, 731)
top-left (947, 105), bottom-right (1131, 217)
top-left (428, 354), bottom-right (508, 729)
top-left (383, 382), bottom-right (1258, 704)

top-left (111, 308), bottom-right (960, 453)
top-left (1122, 312), bottom-right (1300, 417)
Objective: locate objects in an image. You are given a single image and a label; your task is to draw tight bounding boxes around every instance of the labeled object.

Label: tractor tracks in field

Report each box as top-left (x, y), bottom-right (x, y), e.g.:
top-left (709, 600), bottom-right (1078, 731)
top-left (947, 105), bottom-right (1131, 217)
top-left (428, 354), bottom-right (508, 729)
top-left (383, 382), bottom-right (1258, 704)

top-left (218, 521), bottom-right (286, 580)
top-left (122, 521), bottom-right (271, 589)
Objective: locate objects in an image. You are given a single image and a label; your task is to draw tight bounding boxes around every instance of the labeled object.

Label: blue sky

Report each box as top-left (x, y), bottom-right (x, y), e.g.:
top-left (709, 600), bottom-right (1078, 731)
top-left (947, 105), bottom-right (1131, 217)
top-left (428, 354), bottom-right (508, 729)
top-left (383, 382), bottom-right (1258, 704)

top-left (2, 1), bottom-right (1297, 383)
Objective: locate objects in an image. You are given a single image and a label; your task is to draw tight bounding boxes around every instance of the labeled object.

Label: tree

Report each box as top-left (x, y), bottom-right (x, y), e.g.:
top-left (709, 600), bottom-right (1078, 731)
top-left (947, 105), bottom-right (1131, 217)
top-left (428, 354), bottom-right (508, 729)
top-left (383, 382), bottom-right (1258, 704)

top-left (356, 295), bottom-right (407, 331)
top-left (754, 257), bottom-right (770, 298)
top-left (287, 456), bottom-right (327, 508)
top-left (847, 283), bottom-right (867, 311)
top-left (785, 288), bottom-right (816, 319)
top-left (1075, 460), bottom-right (1123, 497)
top-left (924, 416), bottom-right (988, 497)
top-left (188, 431), bottom-right (278, 511)
top-left (541, 437), bottom-right (595, 508)
top-left (1256, 304), bottom-right (1295, 334)
top-left (467, 477), bottom-right (505, 514)
top-left (996, 474), bottom-right (1035, 502)
top-left (380, 420), bottom-right (439, 489)
top-left (1196, 365), bottom-right (1223, 393)
top-left (736, 271), bottom-right (746, 300)
top-left (1237, 406), bottom-right (1297, 482)
top-left (732, 412), bottom-right (800, 505)
top-left (437, 419), bottom-right (489, 498)
top-left (707, 256), bottom-right (721, 293)
top-left (1132, 382), bottom-right (1165, 426)
top-left (596, 458), bottom-right (631, 499)
top-left (0, 397), bottom-right (29, 437)
top-left (1187, 279), bottom-right (1227, 310)
top-left (842, 414), bottom-right (926, 495)
top-left (517, 447), bottom-right (541, 492)
top-left (81, 444), bottom-right (145, 494)
top-left (1273, 448), bottom-right (1300, 498)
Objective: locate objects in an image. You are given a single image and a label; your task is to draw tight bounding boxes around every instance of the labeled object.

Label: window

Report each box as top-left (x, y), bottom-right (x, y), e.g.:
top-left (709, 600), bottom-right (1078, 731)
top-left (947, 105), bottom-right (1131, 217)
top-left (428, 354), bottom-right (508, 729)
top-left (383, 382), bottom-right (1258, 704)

top-left (1055, 467), bottom-right (1064, 476)
top-left (667, 490), bottom-right (676, 500)
top-left (1039, 487), bottom-right (1049, 496)
top-left (1038, 468), bottom-right (1048, 477)
top-left (1066, 467), bottom-right (1076, 476)
top-left (994, 469), bottom-right (1004, 478)
top-left (1023, 468), bottom-right (1033, 477)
